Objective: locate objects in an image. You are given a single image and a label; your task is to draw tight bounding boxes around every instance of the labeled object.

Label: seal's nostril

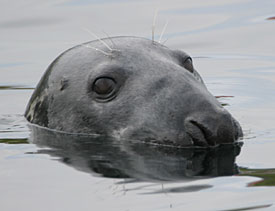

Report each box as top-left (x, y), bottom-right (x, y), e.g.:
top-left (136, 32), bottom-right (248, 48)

top-left (189, 120), bottom-right (216, 146)
top-left (217, 124), bottom-right (234, 143)
top-left (185, 120), bottom-right (209, 146)
top-left (185, 110), bottom-right (241, 146)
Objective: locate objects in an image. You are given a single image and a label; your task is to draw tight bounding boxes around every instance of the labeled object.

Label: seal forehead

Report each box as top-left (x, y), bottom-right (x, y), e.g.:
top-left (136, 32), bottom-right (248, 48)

top-left (80, 36), bottom-right (172, 59)
top-left (58, 37), bottom-right (174, 77)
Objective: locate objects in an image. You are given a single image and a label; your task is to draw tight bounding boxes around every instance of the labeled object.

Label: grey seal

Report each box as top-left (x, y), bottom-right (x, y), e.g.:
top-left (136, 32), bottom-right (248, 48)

top-left (25, 36), bottom-right (243, 147)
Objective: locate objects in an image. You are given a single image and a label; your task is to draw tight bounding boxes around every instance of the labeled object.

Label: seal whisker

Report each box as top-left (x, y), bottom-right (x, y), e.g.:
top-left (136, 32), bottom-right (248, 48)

top-left (81, 44), bottom-right (111, 56)
top-left (102, 30), bottom-right (117, 49)
top-left (82, 28), bottom-right (113, 51)
top-left (161, 38), bottom-right (169, 45)
top-left (152, 8), bottom-right (159, 43)
top-left (158, 20), bottom-right (169, 43)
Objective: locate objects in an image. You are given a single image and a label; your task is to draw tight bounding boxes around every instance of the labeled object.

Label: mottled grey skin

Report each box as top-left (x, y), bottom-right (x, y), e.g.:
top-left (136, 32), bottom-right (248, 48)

top-left (25, 36), bottom-right (242, 147)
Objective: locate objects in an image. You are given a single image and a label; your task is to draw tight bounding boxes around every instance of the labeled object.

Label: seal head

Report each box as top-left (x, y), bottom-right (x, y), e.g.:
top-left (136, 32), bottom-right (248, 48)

top-left (25, 36), bottom-right (243, 147)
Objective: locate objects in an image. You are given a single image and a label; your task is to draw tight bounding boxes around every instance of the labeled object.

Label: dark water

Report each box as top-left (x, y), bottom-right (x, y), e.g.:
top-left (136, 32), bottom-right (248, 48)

top-left (1, 0), bottom-right (275, 210)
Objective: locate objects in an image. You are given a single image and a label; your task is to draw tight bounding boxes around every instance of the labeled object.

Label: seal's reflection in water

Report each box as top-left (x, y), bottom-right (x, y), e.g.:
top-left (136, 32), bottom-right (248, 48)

top-left (29, 125), bottom-right (242, 184)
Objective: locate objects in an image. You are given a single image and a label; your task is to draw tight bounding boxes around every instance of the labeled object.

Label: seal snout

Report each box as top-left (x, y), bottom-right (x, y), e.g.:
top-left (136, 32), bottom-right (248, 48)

top-left (184, 109), bottom-right (242, 147)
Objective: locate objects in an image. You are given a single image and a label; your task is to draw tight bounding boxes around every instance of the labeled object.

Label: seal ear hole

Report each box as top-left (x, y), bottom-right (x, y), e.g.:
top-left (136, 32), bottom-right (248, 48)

top-left (182, 57), bottom-right (194, 73)
top-left (60, 78), bottom-right (69, 91)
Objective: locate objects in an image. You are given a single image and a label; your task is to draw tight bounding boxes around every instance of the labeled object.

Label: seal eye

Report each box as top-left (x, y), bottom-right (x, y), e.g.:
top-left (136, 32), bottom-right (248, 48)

top-left (183, 57), bottom-right (194, 73)
top-left (93, 77), bottom-right (116, 96)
